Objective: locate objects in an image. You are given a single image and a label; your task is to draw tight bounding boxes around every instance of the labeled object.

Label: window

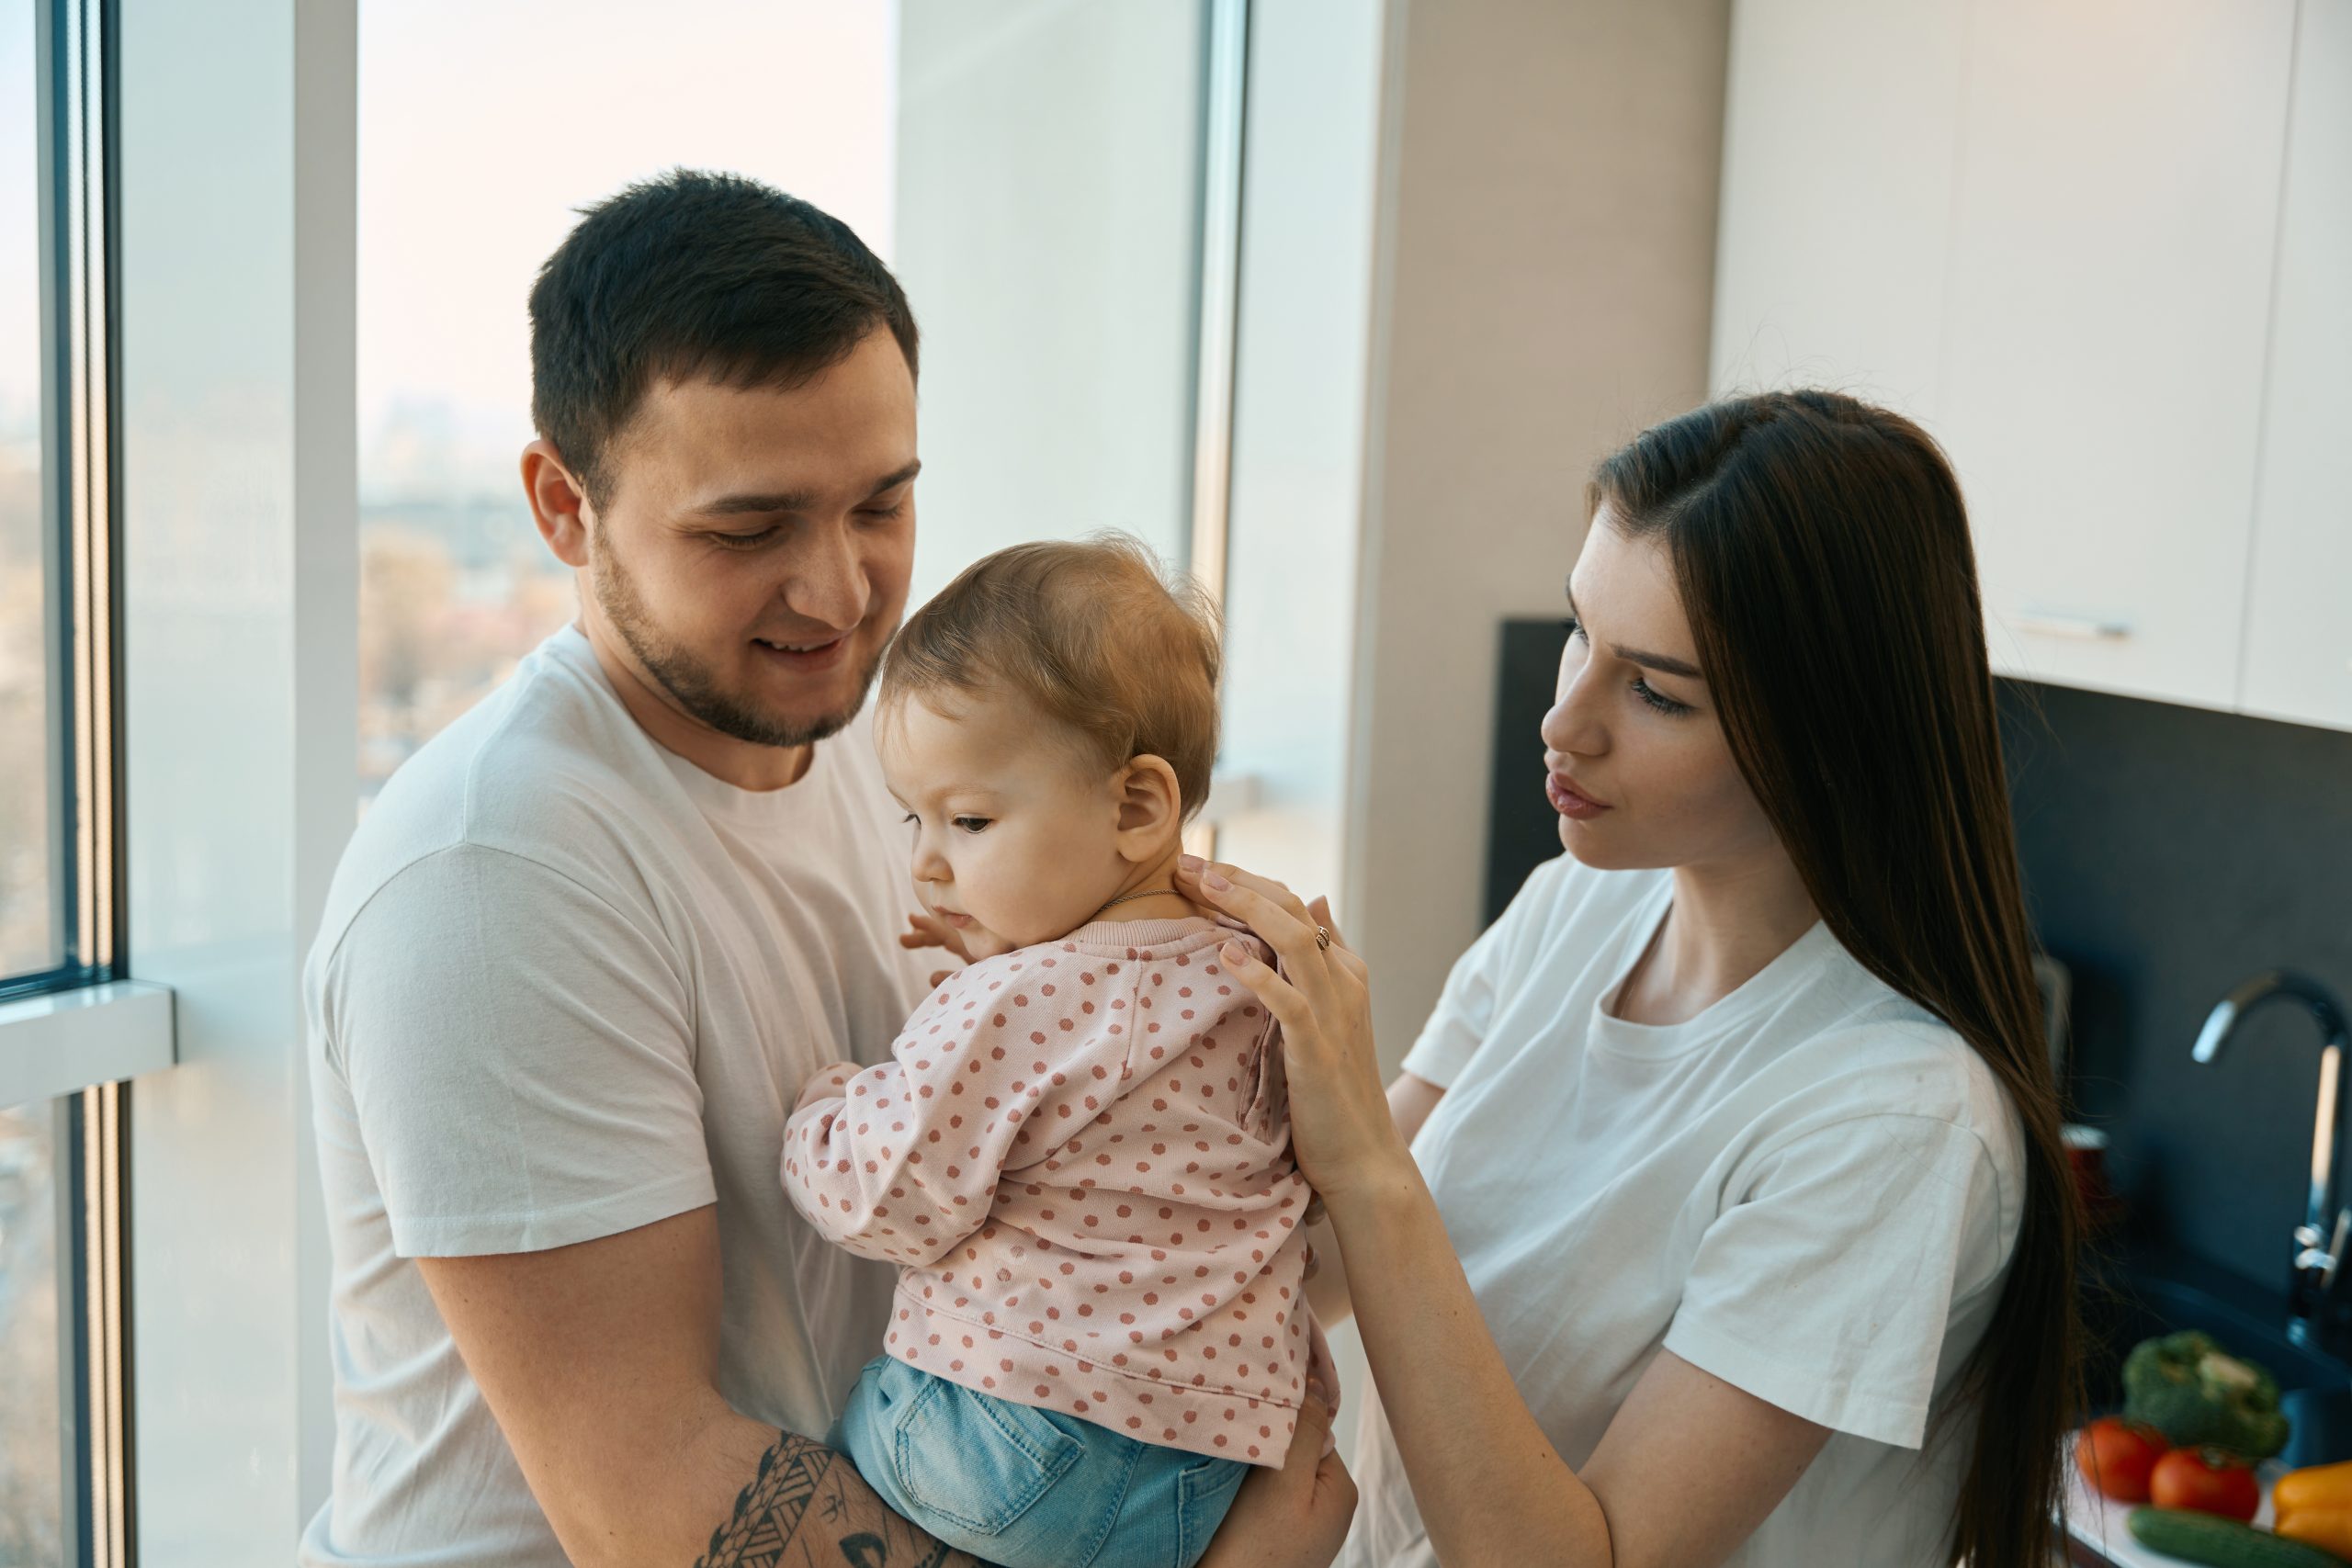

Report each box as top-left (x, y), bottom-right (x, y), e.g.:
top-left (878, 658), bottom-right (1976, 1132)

top-left (2, 0), bottom-right (57, 986)
top-left (356, 0), bottom-right (899, 806)
top-left (0, 1100), bottom-right (64, 1562)
top-left (1, 0), bottom-right (114, 1003)
top-left (357, 0), bottom-right (1246, 790)
top-left (0, 1), bottom-right (141, 1563)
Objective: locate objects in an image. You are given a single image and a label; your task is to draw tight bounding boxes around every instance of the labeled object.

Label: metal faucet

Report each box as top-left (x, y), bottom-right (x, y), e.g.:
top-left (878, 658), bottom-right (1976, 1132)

top-left (2194, 970), bottom-right (2352, 1350)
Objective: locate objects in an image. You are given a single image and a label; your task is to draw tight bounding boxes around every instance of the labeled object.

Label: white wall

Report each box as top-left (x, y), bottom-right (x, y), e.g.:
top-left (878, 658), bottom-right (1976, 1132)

top-left (894, 0), bottom-right (1208, 603)
top-left (120, 0), bottom-right (354, 1552)
top-left (1347, 0), bottom-right (1732, 1068)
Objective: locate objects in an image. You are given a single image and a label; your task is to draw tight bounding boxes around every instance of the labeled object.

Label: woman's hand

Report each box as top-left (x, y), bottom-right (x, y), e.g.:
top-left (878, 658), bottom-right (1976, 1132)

top-left (1173, 854), bottom-right (1414, 1210)
top-left (1193, 1380), bottom-right (1358, 1568)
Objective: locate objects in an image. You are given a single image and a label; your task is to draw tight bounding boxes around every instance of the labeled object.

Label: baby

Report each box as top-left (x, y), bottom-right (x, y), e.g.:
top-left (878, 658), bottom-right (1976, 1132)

top-left (783, 536), bottom-right (1329, 1568)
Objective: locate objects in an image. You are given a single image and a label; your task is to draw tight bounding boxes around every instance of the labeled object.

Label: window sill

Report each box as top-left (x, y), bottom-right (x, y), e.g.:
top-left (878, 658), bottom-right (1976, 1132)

top-left (0, 981), bottom-right (176, 1108)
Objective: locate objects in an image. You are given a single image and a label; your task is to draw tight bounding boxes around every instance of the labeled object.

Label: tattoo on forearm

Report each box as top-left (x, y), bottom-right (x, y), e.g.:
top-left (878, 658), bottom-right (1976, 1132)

top-left (694, 1434), bottom-right (971, 1568)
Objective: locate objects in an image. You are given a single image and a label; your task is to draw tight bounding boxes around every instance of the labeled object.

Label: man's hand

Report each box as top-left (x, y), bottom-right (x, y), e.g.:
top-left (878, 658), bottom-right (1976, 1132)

top-left (1194, 1382), bottom-right (1358, 1568)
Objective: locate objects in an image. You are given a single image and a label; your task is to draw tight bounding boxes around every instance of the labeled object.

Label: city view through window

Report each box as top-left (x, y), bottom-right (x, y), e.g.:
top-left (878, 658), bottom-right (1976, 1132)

top-left (356, 0), bottom-right (898, 807)
top-left (0, 0), bottom-right (53, 977)
top-left (1, 3), bottom-right (65, 1556)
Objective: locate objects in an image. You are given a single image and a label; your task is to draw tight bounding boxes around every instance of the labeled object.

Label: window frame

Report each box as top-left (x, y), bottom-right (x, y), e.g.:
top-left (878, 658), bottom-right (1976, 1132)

top-left (6, 0), bottom-right (119, 1005)
top-left (4, 2), bottom-right (164, 1563)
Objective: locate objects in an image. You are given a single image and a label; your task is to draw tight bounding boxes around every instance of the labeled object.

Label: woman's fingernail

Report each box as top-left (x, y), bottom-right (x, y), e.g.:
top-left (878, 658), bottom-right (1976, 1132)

top-left (1221, 942), bottom-right (1247, 964)
top-left (1203, 868), bottom-right (1231, 891)
top-left (1179, 853), bottom-right (1204, 872)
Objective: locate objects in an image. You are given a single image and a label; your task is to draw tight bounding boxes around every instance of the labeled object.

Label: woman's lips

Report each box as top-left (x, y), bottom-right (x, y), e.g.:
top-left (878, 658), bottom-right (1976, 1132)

top-left (1546, 773), bottom-right (1611, 819)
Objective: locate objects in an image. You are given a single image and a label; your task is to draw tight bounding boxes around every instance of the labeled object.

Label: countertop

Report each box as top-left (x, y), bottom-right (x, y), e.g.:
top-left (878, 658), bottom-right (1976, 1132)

top-left (2062, 1452), bottom-right (2288, 1567)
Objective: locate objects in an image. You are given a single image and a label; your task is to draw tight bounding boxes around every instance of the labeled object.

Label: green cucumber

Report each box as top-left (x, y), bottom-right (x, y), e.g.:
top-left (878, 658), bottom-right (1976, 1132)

top-left (2127, 1507), bottom-right (2350, 1567)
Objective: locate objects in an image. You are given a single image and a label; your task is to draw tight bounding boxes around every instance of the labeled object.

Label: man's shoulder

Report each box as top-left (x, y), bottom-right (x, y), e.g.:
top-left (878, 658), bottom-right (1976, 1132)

top-left (317, 634), bottom-right (684, 961)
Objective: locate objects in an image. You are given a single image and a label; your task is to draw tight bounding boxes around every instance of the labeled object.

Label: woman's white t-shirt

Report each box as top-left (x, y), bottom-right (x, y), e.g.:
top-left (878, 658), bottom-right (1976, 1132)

top-left (1338, 854), bottom-right (2025, 1568)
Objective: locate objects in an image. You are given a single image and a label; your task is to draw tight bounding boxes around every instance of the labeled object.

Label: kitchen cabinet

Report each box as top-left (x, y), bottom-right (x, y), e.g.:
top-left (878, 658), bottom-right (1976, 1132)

top-left (1710, 0), bottom-right (1968, 422)
top-left (2240, 0), bottom-right (2352, 734)
top-left (1713, 0), bottom-right (2327, 723)
top-left (1937, 0), bottom-right (2295, 710)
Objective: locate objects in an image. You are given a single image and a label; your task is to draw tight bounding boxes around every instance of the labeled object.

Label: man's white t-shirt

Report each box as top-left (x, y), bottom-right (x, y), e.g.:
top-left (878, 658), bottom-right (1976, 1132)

top-left (298, 626), bottom-right (933, 1568)
top-left (1339, 854), bottom-right (2025, 1568)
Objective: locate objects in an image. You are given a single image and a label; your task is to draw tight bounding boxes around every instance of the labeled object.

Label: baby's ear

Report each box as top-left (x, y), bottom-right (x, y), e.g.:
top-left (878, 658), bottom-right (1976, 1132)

top-left (1114, 754), bottom-right (1183, 853)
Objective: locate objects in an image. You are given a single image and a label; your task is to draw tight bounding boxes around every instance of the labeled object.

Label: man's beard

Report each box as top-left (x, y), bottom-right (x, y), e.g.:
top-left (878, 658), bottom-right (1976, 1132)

top-left (591, 531), bottom-right (883, 750)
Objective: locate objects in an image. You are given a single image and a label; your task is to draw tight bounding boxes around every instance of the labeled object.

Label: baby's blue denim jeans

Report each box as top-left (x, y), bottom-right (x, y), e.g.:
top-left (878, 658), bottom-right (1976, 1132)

top-left (833, 1355), bottom-right (1250, 1568)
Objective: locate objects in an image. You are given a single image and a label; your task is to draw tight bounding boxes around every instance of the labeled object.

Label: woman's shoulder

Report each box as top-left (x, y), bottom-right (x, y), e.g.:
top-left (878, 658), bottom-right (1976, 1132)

top-left (1763, 967), bottom-right (2027, 1190)
top-left (1451, 855), bottom-right (1667, 1004)
top-left (1498, 853), bottom-right (1667, 941)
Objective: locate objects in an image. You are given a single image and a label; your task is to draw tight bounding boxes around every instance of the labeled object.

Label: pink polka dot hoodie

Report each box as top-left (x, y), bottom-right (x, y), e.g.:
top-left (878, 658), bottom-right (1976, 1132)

top-left (783, 916), bottom-right (1330, 1468)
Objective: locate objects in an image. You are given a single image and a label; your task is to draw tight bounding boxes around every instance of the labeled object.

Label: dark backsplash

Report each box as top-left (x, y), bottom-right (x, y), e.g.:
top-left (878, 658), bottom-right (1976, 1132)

top-left (2001, 681), bottom-right (2352, 1292)
top-left (1487, 618), bottom-right (2352, 1293)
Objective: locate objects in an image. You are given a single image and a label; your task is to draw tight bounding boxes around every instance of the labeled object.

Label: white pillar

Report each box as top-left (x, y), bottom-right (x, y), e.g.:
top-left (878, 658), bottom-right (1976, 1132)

top-left (119, 0), bottom-right (355, 1554)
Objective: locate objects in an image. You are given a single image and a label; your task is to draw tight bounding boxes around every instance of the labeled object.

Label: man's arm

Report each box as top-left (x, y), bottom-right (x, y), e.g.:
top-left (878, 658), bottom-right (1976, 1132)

top-left (417, 1203), bottom-right (980, 1568)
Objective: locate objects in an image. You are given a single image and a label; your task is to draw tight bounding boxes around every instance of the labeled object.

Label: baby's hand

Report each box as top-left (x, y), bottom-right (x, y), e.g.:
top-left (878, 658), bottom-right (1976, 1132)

top-left (794, 1060), bottom-right (858, 1115)
top-left (899, 910), bottom-right (975, 965)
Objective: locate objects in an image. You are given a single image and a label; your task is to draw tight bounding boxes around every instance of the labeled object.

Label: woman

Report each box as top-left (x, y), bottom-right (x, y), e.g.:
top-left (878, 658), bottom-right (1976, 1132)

top-left (1177, 390), bottom-right (2079, 1567)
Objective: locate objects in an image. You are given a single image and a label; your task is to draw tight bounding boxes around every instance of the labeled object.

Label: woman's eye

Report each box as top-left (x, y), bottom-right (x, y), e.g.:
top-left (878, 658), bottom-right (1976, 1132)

top-left (901, 811), bottom-right (919, 828)
top-left (951, 817), bottom-right (991, 834)
top-left (1632, 679), bottom-right (1692, 717)
top-left (1562, 615), bottom-right (1587, 641)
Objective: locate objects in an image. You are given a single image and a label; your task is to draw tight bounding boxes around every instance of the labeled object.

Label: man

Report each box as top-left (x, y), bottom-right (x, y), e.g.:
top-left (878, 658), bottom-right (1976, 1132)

top-left (301, 171), bottom-right (1348, 1567)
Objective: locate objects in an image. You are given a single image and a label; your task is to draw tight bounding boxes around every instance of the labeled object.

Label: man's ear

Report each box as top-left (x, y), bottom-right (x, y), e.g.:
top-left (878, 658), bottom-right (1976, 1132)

top-left (522, 438), bottom-right (594, 569)
top-left (1114, 755), bottom-right (1183, 862)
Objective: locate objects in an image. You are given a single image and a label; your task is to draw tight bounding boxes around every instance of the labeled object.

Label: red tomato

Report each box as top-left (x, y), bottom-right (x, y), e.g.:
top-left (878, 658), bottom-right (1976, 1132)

top-left (2149, 1447), bottom-right (2262, 1521)
top-left (2076, 1418), bottom-right (2169, 1502)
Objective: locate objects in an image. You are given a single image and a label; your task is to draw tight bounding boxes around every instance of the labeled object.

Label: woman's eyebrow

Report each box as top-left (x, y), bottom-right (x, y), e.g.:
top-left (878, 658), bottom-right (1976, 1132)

top-left (1565, 588), bottom-right (1705, 681)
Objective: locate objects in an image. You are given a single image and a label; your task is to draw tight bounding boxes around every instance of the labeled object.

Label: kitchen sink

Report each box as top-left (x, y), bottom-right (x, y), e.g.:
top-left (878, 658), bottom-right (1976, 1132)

top-left (2084, 1246), bottom-right (2352, 1468)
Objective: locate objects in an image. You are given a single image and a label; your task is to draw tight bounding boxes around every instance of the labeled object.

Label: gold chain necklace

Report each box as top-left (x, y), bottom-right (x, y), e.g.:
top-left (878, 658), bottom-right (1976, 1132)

top-left (1090, 886), bottom-right (1174, 921)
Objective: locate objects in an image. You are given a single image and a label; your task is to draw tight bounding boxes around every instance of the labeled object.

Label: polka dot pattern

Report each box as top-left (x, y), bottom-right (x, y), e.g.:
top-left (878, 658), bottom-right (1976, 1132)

top-left (782, 919), bottom-right (1327, 1468)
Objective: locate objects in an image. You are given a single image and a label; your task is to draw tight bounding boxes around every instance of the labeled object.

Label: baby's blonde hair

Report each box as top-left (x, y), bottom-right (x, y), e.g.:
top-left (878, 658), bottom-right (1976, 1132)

top-left (881, 534), bottom-right (1221, 820)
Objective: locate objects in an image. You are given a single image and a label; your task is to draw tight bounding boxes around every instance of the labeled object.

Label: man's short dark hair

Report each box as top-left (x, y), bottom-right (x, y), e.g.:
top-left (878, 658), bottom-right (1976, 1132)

top-left (528, 168), bottom-right (918, 507)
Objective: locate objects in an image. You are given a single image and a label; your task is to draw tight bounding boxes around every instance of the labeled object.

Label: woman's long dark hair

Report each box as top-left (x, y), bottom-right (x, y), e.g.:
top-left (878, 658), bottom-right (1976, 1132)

top-left (1589, 390), bottom-right (2078, 1568)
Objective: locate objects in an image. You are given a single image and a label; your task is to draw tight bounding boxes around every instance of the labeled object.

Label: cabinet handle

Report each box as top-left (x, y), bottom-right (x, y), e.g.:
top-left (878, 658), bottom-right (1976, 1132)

top-left (2008, 611), bottom-right (2133, 642)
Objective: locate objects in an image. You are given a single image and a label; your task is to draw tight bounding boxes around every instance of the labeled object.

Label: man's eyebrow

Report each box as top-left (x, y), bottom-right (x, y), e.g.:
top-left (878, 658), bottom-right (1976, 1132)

top-left (685, 459), bottom-right (923, 520)
top-left (690, 490), bottom-right (818, 518)
top-left (1565, 586), bottom-right (1705, 681)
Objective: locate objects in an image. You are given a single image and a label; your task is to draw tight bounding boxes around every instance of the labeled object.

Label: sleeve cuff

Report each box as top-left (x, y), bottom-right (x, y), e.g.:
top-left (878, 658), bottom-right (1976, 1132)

top-left (1662, 1313), bottom-right (1929, 1451)
top-left (388, 1168), bottom-right (717, 1258)
top-left (1399, 1018), bottom-right (1482, 1090)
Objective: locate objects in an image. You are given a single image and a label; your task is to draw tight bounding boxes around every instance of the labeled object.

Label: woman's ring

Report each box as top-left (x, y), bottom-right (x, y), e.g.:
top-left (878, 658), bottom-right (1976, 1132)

top-left (1315, 925), bottom-right (1333, 951)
